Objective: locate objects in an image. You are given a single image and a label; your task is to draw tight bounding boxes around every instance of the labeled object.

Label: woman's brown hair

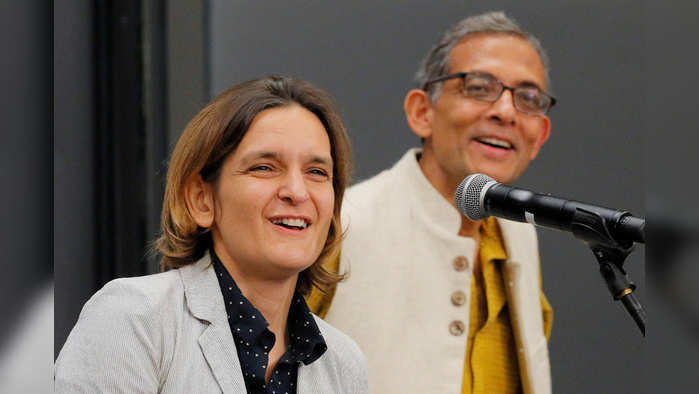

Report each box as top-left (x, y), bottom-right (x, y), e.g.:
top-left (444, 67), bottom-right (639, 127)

top-left (155, 76), bottom-right (352, 295)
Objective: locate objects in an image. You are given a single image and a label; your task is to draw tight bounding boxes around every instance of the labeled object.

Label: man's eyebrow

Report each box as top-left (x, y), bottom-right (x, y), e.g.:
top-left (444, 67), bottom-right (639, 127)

top-left (468, 70), bottom-right (544, 91)
top-left (516, 80), bottom-right (544, 90)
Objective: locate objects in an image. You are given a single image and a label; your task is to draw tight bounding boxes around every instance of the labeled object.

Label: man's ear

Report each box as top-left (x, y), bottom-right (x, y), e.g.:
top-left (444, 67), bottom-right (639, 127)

top-left (184, 174), bottom-right (215, 228)
top-left (529, 116), bottom-right (551, 160)
top-left (404, 89), bottom-right (434, 139)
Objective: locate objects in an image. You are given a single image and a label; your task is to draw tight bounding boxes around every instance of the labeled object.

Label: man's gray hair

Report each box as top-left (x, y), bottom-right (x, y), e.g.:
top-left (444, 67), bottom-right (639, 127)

top-left (415, 11), bottom-right (551, 102)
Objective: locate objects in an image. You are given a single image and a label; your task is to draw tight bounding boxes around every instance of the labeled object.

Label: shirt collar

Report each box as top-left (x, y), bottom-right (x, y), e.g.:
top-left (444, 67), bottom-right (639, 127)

top-left (286, 292), bottom-right (327, 365)
top-left (210, 249), bottom-right (327, 365)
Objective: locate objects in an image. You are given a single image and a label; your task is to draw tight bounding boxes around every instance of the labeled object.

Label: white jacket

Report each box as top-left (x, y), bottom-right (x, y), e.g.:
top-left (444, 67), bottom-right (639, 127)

top-left (324, 149), bottom-right (551, 394)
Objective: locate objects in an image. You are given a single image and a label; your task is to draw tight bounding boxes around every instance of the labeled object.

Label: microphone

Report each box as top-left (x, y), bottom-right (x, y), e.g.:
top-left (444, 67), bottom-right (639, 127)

top-left (454, 174), bottom-right (645, 248)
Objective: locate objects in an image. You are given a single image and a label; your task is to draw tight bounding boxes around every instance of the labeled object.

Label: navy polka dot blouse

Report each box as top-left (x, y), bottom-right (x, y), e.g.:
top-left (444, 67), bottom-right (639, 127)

top-left (211, 250), bottom-right (327, 394)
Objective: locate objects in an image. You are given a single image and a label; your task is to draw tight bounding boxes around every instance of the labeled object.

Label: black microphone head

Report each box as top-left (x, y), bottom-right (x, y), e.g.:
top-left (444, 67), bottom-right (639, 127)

top-left (454, 174), bottom-right (496, 220)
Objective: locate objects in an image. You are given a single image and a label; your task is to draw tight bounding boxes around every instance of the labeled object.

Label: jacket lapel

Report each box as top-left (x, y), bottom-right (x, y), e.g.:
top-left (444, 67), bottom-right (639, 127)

top-left (497, 219), bottom-right (551, 394)
top-left (179, 253), bottom-right (247, 393)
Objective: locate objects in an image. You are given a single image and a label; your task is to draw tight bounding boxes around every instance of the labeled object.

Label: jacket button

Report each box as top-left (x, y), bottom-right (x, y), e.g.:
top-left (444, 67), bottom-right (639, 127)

top-left (453, 256), bottom-right (469, 271)
top-left (449, 320), bottom-right (465, 336)
top-left (451, 290), bottom-right (466, 306)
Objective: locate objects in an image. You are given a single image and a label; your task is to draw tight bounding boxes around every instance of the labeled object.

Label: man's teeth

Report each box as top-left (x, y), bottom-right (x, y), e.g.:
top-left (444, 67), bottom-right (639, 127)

top-left (478, 137), bottom-right (512, 149)
top-left (273, 218), bottom-right (309, 229)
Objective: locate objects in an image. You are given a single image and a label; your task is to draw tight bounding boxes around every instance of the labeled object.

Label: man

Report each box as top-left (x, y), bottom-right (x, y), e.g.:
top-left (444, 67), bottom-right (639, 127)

top-left (308, 11), bottom-right (554, 394)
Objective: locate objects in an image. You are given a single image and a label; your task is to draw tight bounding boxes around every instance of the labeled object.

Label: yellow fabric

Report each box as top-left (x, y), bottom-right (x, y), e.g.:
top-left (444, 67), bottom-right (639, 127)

top-left (540, 273), bottom-right (554, 341)
top-left (306, 218), bottom-right (554, 389)
top-left (462, 217), bottom-right (519, 393)
top-left (305, 253), bottom-right (340, 319)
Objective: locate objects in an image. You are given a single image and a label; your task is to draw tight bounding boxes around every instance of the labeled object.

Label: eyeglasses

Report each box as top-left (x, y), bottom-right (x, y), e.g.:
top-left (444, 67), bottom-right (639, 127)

top-left (423, 72), bottom-right (557, 116)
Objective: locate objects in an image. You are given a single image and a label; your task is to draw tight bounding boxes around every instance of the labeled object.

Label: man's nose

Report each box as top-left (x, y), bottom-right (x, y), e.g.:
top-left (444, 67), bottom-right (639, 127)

top-left (488, 88), bottom-right (518, 125)
top-left (277, 170), bottom-right (310, 204)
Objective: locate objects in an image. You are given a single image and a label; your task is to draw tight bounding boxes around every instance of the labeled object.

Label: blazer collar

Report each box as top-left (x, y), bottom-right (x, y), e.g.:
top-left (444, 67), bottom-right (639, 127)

top-left (180, 252), bottom-right (222, 323)
top-left (179, 252), bottom-right (247, 393)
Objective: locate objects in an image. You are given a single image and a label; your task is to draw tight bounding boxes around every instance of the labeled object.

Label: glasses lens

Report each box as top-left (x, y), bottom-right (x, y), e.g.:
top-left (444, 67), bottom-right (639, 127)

top-left (514, 88), bottom-right (550, 115)
top-left (462, 74), bottom-right (500, 101)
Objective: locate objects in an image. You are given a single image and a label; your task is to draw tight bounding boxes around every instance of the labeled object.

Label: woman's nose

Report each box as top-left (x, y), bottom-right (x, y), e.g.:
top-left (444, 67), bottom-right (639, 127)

top-left (277, 170), bottom-right (310, 204)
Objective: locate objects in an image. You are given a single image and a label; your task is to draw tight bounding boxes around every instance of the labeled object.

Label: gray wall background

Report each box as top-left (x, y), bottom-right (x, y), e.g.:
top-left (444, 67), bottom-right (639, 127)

top-left (202, 1), bottom-right (644, 393)
top-left (54, 0), bottom-right (699, 391)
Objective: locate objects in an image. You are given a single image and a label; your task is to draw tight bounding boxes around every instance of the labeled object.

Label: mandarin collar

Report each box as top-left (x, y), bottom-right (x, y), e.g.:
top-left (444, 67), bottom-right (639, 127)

top-left (395, 148), bottom-right (464, 236)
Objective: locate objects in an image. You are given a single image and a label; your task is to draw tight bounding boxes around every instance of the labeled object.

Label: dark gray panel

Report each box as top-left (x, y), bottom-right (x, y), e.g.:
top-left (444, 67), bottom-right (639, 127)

top-left (644, 1), bottom-right (699, 392)
top-left (209, 1), bottom-right (644, 392)
top-left (167, 0), bottom-right (208, 148)
top-left (54, 0), bottom-right (97, 358)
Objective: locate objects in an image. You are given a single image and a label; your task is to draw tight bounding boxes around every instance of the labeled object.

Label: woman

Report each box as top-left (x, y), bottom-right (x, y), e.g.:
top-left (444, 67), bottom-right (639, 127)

top-left (55, 76), bottom-right (368, 393)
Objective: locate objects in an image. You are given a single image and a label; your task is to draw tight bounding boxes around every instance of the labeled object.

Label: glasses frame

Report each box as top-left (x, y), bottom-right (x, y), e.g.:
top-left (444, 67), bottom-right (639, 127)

top-left (423, 72), bottom-right (557, 115)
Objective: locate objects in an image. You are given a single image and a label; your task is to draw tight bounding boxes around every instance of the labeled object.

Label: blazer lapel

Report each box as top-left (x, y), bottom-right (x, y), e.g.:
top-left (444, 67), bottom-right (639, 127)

top-left (497, 219), bottom-right (551, 394)
top-left (180, 253), bottom-right (247, 393)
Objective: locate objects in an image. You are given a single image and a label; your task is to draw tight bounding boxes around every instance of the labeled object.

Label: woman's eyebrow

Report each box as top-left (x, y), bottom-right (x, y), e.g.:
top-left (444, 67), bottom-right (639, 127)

top-left (239, 151), bottom-right (280, 164)
top-left (309, 155), bottom-right (333, 166)
top-left (239, 151), bottom-right (332, 167)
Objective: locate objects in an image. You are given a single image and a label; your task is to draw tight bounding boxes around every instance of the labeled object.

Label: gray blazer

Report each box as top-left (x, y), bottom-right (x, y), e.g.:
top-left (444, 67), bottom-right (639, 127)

top-left (55, 253), bottom-right (368, 393)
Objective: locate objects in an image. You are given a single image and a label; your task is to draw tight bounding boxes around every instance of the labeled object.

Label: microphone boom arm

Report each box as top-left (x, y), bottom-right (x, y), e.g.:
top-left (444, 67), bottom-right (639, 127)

top-left (484, 183), bottom-right (646, 248)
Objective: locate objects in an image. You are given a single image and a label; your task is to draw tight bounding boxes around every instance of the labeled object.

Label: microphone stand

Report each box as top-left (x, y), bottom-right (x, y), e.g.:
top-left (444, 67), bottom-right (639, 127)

top-left (569, 207), bottom-right (646, 335)
top-left (589, 243), bottom-right (646, 336)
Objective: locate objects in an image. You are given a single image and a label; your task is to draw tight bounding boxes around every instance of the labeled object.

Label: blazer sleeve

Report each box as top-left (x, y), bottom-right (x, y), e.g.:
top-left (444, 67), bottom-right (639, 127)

top-left (55, 279), bottom-right (163, 393)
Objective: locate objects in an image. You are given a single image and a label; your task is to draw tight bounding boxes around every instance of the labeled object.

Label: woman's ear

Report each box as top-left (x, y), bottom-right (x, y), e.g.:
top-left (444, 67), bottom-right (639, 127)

top-left (184, 174), bottom-right (215, 228)
top-left (403, 89), bottom-right (434, 139)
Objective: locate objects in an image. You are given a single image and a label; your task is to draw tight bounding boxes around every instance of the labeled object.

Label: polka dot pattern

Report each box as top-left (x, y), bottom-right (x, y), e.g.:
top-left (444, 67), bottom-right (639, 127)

top-left (211, 250), bottom-right (327, 393)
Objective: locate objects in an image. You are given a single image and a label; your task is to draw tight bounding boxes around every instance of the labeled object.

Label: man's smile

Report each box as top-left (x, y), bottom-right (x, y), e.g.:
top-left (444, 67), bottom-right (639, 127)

top-left (475, 136), bottom-right (514, 150)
